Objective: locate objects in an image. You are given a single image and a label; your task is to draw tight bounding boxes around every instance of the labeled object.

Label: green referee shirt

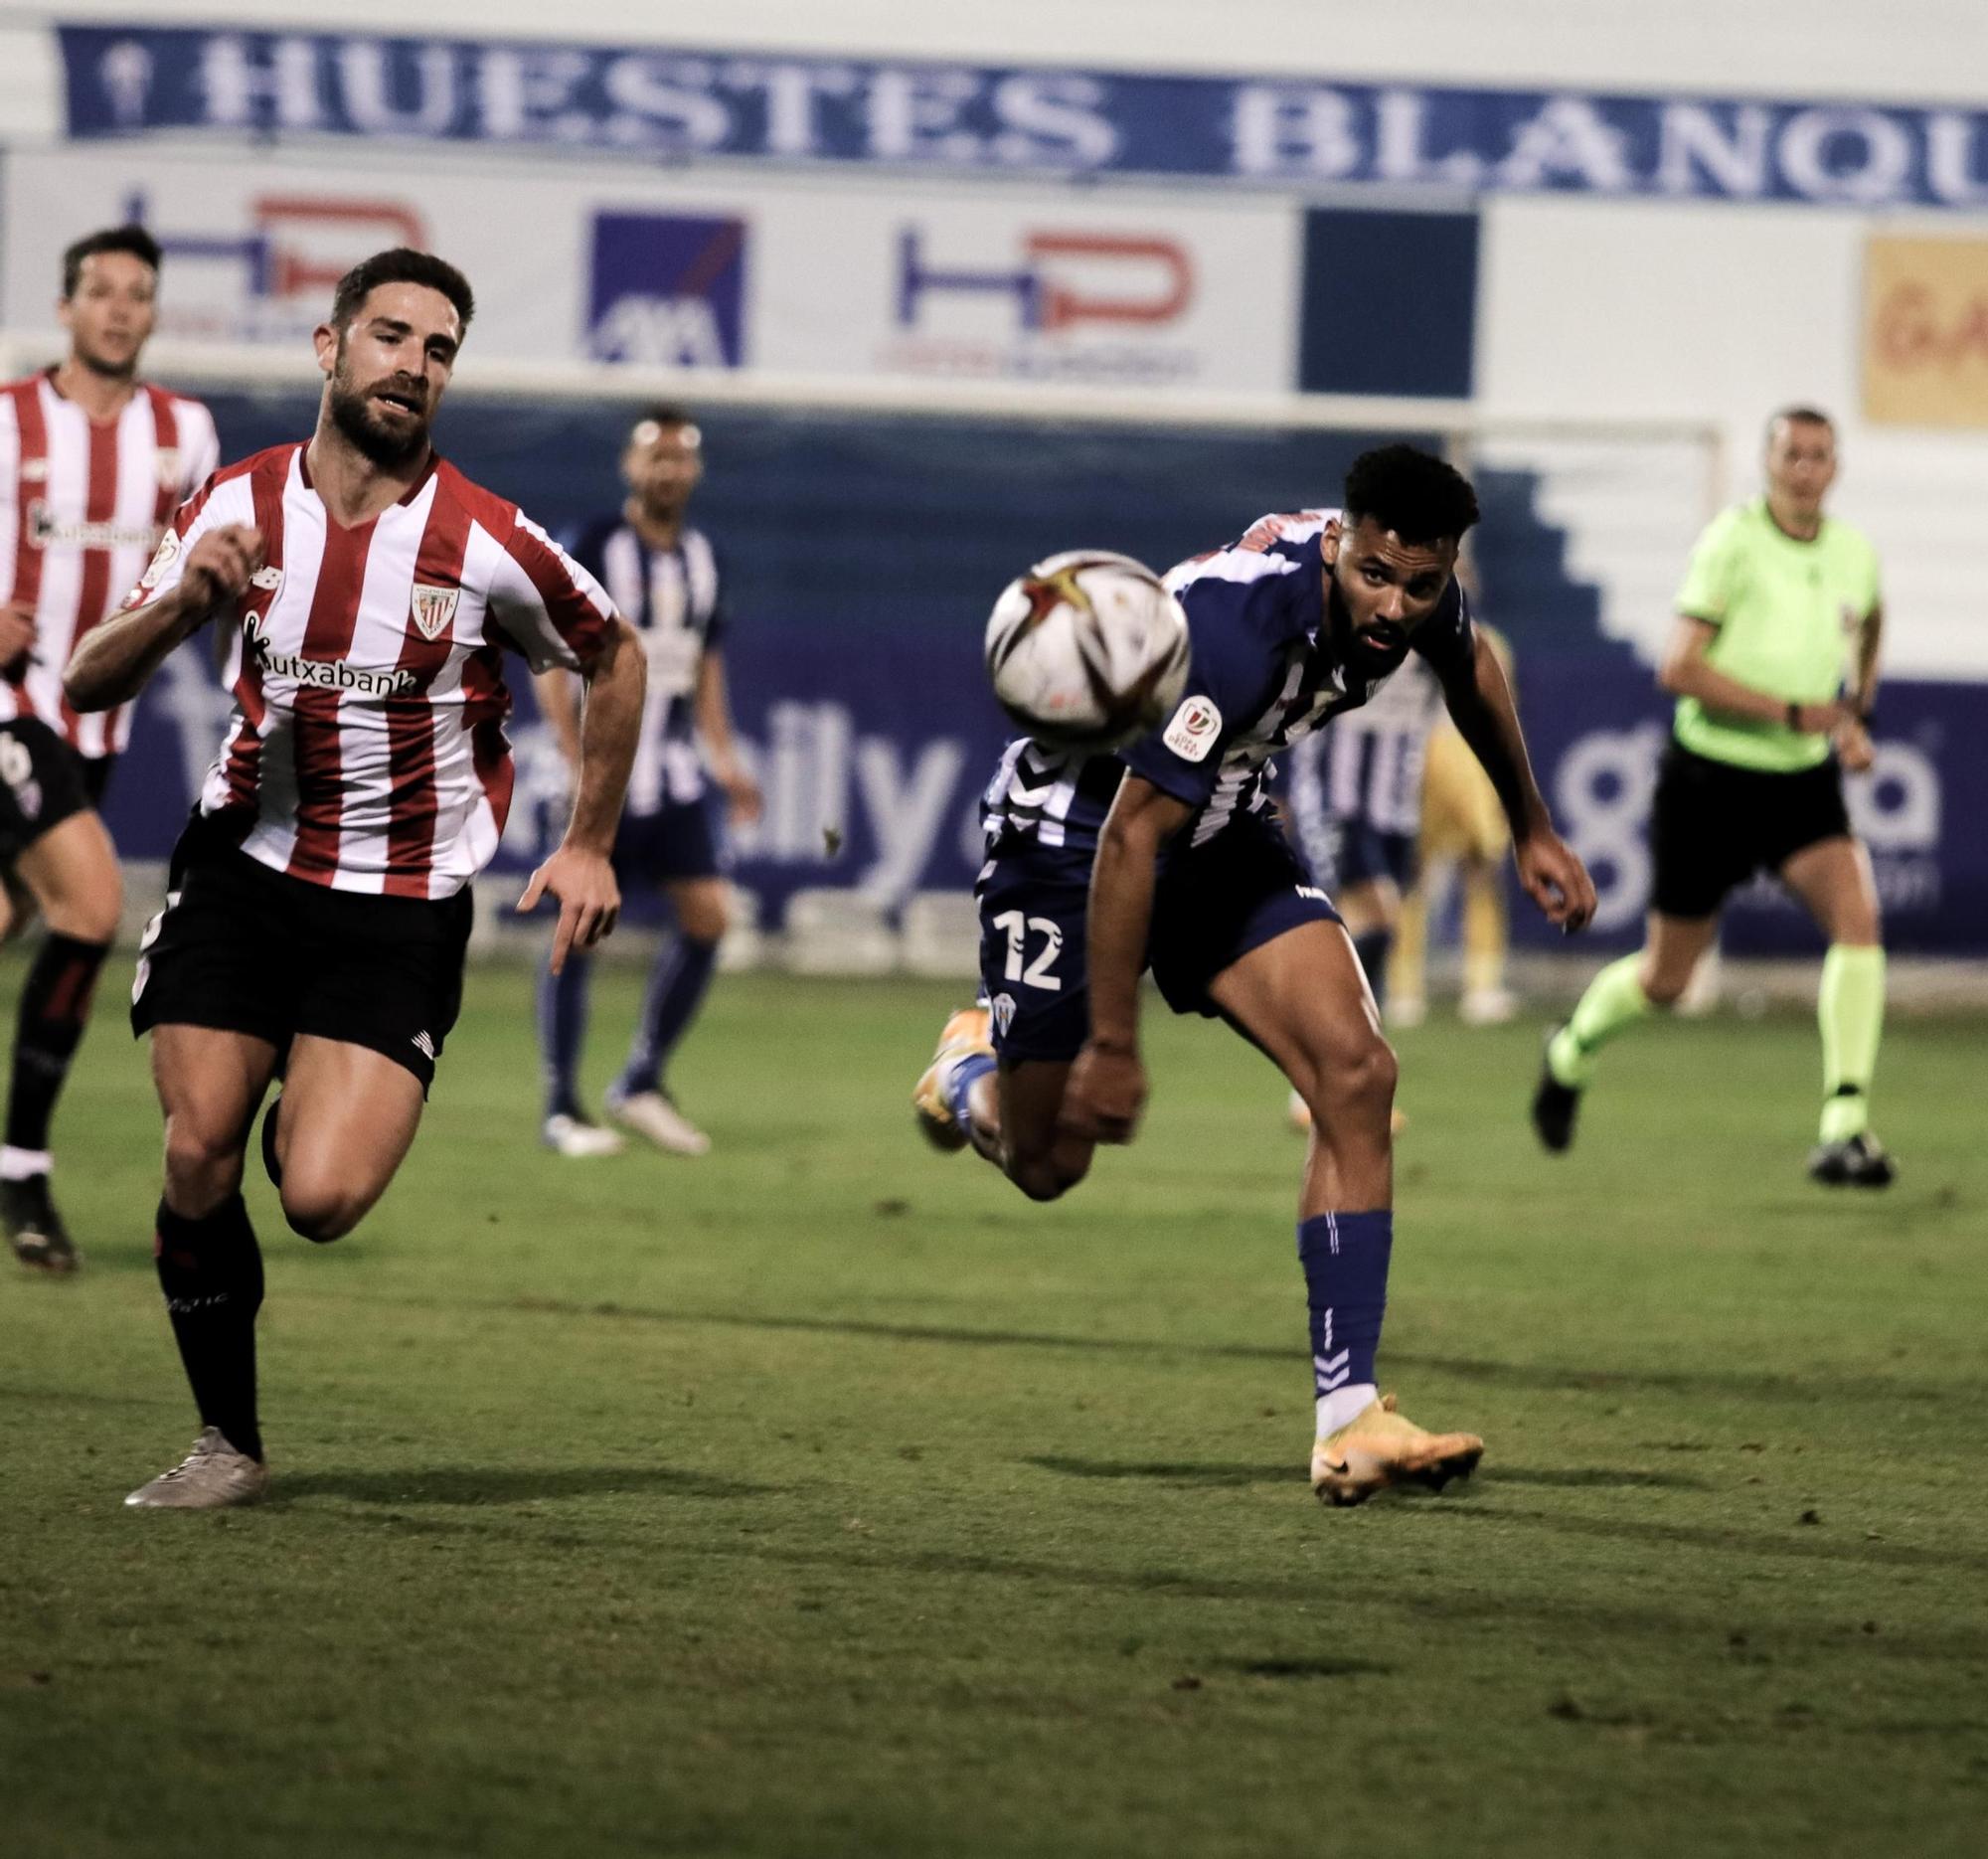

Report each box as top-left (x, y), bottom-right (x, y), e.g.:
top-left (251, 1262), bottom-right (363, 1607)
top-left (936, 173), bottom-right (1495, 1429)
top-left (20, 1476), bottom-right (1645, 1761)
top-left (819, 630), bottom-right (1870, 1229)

top-left (1672, 496), bottom-right (1882, 772)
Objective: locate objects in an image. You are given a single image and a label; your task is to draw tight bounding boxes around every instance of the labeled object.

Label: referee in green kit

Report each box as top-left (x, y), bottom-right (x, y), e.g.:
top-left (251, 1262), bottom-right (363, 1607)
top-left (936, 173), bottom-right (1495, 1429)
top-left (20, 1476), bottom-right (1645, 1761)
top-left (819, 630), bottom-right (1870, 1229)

top-left (1533, 407), bottom-right (1893, 1186)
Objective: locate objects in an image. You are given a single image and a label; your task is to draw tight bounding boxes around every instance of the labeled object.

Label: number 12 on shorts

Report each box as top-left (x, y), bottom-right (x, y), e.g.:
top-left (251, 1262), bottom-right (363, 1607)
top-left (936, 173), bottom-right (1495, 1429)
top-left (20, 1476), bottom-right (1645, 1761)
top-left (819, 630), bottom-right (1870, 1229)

top-left (990, 911), bottom-right (1064, 991)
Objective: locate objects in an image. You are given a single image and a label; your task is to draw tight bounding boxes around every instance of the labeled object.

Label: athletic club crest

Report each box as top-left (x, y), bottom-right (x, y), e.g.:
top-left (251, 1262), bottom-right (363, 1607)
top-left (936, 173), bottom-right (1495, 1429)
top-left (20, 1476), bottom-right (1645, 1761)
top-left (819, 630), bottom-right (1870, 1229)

top-left (410, 583), bottom-right (459, 641)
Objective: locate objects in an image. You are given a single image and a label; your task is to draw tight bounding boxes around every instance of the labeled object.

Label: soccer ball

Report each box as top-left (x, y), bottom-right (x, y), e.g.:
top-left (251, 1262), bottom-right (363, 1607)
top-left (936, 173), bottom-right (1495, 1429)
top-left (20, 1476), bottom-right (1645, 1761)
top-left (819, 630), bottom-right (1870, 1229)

top-left (983, 551), bottom-right (1191, 751)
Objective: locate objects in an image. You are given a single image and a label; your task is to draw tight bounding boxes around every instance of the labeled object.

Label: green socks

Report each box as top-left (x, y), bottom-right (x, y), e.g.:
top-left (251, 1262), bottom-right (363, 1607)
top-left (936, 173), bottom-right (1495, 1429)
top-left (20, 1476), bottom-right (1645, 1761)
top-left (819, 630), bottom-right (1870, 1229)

top-left (1818, 944), bottom-right (1886, 1142)
top-left (1548, 954), bottom-right (1651, 1089)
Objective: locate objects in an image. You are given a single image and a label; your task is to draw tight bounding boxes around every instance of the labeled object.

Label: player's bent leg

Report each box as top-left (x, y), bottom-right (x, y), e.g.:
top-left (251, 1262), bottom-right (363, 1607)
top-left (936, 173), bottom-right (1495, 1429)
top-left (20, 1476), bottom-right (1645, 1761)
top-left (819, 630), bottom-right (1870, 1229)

top-left (152, 1024), bottom-right (282, 1217)
top-left (2, 811), bottom-right (122, 1271)
top-left (1780, 836), bottom-right (1892, 1186)
top-left (272, 1036), bottom-right (426, 1242)
top-left (1212, 920), bottom-right (1394, 1214)
top-left (995, 1058), bottom-right (1091, 1202)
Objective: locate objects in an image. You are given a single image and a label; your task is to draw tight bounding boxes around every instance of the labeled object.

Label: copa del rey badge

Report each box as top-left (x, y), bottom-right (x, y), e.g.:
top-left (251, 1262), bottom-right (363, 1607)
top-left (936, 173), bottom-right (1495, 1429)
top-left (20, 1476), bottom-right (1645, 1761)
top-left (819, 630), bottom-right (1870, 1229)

top-left (410, 584), bottom-right (459, 641)
top-left (1162, 695), bottom-right (1222, 762)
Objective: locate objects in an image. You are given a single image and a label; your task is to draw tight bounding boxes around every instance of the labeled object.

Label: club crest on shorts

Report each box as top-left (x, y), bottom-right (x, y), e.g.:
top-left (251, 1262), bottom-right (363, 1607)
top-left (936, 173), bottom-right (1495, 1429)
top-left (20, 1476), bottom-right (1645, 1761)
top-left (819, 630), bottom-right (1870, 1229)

top-left (410, 584), bottom-right (460, 641)
top-left (991, 993), bottom-right (1017, 1037)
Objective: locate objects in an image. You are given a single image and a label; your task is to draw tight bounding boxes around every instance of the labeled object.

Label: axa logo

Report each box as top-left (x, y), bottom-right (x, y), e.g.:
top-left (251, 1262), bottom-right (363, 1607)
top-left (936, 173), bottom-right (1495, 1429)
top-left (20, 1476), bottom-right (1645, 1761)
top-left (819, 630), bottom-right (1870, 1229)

top-left (588, 214), bottom-right (747, 368)
top-left (895, 227), bottom-right (1194, 335)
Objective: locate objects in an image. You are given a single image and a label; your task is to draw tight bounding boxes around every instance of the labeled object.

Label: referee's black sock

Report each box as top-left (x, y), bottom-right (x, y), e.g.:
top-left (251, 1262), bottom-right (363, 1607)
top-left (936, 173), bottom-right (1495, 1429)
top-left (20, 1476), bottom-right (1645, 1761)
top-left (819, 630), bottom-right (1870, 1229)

top-left (154, 1195), bottom-right (265, 1463)
top-left (4, 931), bottom-right (110, 1165)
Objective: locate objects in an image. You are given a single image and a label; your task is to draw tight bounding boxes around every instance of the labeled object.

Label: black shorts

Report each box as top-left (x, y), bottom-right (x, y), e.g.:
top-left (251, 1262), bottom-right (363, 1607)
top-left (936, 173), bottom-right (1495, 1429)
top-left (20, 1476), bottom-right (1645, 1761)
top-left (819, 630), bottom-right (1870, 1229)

top-left (131, 813), bottom-right (474, 1094)
top-left (0, 717), bottom-right (96, 866)
top-left (615, 793), bottom-right (723, 885)
top-left (1650, 741), bottom-right (1853, 920)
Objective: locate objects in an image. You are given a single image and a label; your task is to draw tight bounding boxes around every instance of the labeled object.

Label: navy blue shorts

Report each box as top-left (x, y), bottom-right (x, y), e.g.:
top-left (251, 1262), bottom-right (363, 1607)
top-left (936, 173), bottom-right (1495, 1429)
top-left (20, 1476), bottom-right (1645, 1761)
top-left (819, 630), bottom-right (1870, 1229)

top-left (977, 839), bottom-right (1091, 1065)
top-left (976, 813), bottom-right (1343, 1059)
top-left (1322, 815), bottom-right (1417, 894)
top-left (1149, 811), bottom-right (1342, 1018)
top-left (614, 794), bottom-right (723, 886)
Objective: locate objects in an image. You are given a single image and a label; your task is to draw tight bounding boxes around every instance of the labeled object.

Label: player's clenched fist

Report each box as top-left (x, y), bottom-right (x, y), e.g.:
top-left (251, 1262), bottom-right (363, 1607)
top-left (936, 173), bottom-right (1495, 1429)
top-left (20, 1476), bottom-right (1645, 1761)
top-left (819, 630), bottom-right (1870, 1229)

top-left (181, 526), bottom-right (264, 617)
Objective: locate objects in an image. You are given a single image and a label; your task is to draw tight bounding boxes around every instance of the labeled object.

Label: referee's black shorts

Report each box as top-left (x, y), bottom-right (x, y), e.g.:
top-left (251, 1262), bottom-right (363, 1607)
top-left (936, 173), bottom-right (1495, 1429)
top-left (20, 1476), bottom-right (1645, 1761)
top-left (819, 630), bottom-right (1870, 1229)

top-left (0, 716), bottom-right (98, 867)
top-left (131, 812), bottom-right (473, 1095)
top-left (1650, 739), bottom-right (1854, 921)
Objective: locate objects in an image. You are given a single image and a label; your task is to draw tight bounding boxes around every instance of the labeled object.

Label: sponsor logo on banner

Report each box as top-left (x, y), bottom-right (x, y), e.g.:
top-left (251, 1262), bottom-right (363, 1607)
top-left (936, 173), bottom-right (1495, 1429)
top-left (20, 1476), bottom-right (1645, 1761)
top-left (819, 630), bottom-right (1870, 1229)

top-left (587, 214), bottom-right (747, 367)
top-left (121, 188), bottom-right (428, 343)
top-left (410, 585), bottom-right (460, 641)
top-left (1864, 235), bottom-right (1988, 428)
top-left (883, 224), bottom-right (1200, 383)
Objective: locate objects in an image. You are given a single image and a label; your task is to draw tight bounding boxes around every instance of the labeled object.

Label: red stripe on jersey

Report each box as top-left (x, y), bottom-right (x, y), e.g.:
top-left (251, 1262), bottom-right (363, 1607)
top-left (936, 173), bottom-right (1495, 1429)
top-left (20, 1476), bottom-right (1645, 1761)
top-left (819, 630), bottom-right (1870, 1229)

top-left (381, 484), bottom-right (474, 898)
top-left (442, 461), bottom-right (611, 666)
top-left (143, 388), bottom-right (181, 529)
top-left (284, 513), bottom-right (377, 883)
top-left (6, 379), bottom-right (47, 611)
top-left (459, 644), bottom-right (516, 840)
top-left (218, 455), bottom-right (291, 817)
top-left (57, 416), bottom-right (123, 748)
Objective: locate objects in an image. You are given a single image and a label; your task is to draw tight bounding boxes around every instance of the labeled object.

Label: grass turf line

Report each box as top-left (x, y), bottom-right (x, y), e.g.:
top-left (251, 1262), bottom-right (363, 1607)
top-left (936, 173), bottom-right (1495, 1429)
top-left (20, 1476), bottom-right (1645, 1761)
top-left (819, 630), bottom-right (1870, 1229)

top-left (3, 963), bottom-right (1985, 1858)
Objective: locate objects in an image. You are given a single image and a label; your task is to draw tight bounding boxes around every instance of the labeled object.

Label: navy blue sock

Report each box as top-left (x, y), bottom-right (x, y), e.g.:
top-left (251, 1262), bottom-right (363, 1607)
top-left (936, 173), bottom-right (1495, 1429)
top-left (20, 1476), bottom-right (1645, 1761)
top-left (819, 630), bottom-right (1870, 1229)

top-left (155, 1195), bottom-right (265, 1462)
top-left (537, 947), bottom-right (592, 1119)
top-left (619, 934), bottom-right (719, 1097)
top-left (1297, 1211), bottom-right (1394, 1414)
top-left (1352, 930), bottom-right (1394, 1007)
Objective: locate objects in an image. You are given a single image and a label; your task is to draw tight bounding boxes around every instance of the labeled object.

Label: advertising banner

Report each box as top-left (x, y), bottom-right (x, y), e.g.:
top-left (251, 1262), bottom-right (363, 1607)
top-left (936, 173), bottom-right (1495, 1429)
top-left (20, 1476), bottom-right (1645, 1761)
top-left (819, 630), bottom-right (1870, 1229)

top-left (2, 148), bottom-right (1293, 391)
top-left (104, 641), bottom-right (1988, 957)
top-left (56, 25), bottom-right (1988, 212)
top-left (1863, 234), bottom-right (1988, 429)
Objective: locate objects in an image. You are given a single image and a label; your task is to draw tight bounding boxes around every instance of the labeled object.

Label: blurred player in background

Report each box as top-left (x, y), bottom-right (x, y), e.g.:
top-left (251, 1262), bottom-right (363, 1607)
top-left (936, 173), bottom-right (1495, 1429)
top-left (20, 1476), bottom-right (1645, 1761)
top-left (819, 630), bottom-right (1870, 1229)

top-left (65, 249), bottom-right (643, 1507)
top-left (919, 447), bottom-right (1595, 1505)
top-left (1388, 626), bottom-right (1520, 1028)
top-left (0, 224), bottom-right (218, 1271)
top-left (535, 406), bottom-right (761, 1158)
top-left (1533, 408), bottom-right (1891, 1186)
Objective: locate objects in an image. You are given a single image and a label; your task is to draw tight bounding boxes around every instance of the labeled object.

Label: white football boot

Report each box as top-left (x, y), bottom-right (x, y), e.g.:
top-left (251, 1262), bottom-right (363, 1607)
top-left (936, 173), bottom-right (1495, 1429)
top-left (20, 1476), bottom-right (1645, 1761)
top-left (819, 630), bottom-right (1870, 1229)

top-left (606, 1087), bottom-right (712, 1156)
top-left (541, 1113), bottom-right (626, 1158)
top-left (125, 1428), bottom-right (269, 1510)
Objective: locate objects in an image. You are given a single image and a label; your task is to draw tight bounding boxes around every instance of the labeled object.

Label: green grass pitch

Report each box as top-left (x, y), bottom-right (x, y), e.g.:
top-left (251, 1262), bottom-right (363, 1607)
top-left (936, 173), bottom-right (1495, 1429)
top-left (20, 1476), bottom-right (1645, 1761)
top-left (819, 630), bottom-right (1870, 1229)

top-left (4, 961), bottom-right (1985, 1857)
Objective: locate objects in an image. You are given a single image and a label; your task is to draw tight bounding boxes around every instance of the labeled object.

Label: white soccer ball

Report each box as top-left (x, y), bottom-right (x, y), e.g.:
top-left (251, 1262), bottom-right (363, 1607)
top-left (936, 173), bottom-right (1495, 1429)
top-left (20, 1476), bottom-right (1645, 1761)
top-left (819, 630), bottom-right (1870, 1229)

top-left (983, 551), bottom-right (1191, 752)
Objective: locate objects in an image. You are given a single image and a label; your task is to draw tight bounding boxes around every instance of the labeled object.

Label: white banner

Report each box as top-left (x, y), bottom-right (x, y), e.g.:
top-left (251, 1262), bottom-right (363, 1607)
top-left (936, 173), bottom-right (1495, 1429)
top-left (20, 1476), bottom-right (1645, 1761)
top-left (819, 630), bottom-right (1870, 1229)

top-left (3, 148), bottom-right (1296, 393)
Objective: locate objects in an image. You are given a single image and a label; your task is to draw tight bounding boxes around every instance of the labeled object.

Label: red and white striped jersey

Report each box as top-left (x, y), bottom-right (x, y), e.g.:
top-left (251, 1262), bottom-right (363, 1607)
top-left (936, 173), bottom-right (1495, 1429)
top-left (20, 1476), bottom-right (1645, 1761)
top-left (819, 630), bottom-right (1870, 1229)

top-left (122, 443), bottom-right (617, 899)
top-left (0, 371), bottom-right (220, 760)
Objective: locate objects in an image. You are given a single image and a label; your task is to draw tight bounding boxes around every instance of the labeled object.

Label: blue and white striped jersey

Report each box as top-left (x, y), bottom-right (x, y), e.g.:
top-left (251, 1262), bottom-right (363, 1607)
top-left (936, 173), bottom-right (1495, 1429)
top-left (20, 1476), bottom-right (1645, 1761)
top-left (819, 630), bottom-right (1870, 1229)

top-left (982, 509), bottom-right (1474, 857)
top-left (1286, 651), bottom-right (1446, 855)
top-left (567, 513), bottom-right (729, 816)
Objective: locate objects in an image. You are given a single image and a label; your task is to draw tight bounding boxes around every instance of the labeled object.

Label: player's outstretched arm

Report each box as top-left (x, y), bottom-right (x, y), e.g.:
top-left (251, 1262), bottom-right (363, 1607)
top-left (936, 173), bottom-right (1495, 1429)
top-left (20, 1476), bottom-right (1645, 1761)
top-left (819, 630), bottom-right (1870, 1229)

top-left (518, 615), bottom-right (646, 973)
top-left (65, 525), bottom-right (263, 713)
top-left (1061, 774), bottom-right (1192, 1145)
top-left (1440, 629), bottom-right (1596, 932)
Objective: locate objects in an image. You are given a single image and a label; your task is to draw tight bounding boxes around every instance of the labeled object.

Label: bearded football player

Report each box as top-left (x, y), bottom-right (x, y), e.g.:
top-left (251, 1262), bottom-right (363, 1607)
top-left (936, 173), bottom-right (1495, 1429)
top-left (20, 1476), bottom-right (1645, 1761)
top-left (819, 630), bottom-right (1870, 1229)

top-left (66, 249), bottom-right (645, 1508)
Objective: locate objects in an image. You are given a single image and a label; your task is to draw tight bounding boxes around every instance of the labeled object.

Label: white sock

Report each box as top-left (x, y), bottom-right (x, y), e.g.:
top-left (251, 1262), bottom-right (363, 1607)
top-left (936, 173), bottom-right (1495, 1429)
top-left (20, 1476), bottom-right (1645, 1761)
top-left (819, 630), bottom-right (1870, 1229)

top-left (0, 1145), bottom-right (52, 1182)
top-left (1316, 1384), bottom-right (1379, 1439)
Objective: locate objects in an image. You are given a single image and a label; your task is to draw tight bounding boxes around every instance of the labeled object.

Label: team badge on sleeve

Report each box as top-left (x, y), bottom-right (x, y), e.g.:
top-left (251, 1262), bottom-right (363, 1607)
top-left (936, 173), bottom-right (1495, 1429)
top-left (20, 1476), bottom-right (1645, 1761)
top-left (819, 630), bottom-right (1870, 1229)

top-left (411, 584), bottom-right (460, 641)
top-left (1162, 696), bottom-right (1222, 761)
